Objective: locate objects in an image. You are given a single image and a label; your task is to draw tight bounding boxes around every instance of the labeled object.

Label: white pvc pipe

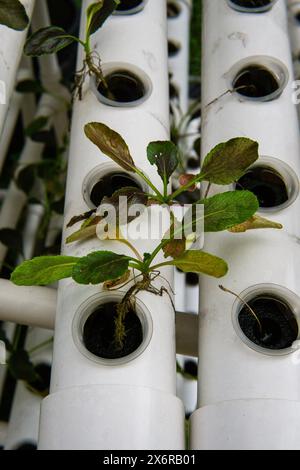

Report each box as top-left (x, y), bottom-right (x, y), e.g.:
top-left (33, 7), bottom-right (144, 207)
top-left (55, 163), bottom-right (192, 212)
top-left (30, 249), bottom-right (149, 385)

top-left (168, 0), bottom-right (192, 113)
top-left (39, 0), bottom-right (185, 450)
top-left (0, 93), bottom-right (67, 266)
top-left (191, 0), bottom-right (300, 450)
top-left (0, 280), bottom-right (56, 330)
top-left (4, 327), bottom-right (53, 450)
top-left (0, 0), bottom-right (35, 137)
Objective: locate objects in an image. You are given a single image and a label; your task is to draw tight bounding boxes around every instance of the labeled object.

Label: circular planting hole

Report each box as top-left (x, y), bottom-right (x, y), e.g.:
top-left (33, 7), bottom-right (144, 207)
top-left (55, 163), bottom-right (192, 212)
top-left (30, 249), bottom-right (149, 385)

top-left (115, 0), bottom-right (145, 13)
top-left (83, 302), bottom-right (143, 360)
top-left (238, 295), bottom-right (298, 350)
top-left (15, 442), bottom-right (37, 450)
top-left (233, 65), bottom-right (279, 99)
top-left (167, 1), bottom-right (181, 18)
top-left (227, 0), bottom-right (276, 13)
top-left (98, 70), bottom-right (146, 104)
top-left (90, 172), bottom-right (140, 207)
top-left (186, 272), bottom-right (199, 286)
top-left (184, 359), bottom-right (198, 377)
top-left (236, 165), bottom-right (288, 208)
top-left (168, 40), bottom-right (181, 57)
top-left (187, 157), bottom-right (200, 170)
top-left (27, 363), bottom-right (51, 394)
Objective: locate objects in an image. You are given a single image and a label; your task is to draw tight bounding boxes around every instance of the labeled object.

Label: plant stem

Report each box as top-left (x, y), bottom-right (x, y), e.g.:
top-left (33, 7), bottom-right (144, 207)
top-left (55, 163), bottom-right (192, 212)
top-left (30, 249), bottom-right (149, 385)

top-left (134, 168), bottom-right (165, 201)
top-left (169, 173), bottom-right (202, 200)
top-left (204, 182), bottom-right (211, 199)
top-left (118, 239), bottom-right (143, 261)
top-left (219, 285), bottom-right (263, 334)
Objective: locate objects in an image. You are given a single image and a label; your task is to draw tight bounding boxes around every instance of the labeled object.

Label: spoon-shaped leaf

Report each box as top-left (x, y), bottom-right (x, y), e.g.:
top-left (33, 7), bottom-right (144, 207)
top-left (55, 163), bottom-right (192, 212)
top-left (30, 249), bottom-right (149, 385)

top-left (199, 137), bottom-right (259, 185)
top-left (166, 250), bottom-right (228, 278)
top-left (86, 0), bottom-right (119, 36)
top-left (11, 256), bottom-right (79, 285)
top-left (24, 26), bottom-right (76, 56)
top-left (0, 0), bottom-right (29, 31)
top-left (147, 141), bottom-right (179, 186)
top-left (84, 122), bottom-right (136, 172)
top-left (72, 251), bottom-right (130, 285)
top-left (228, 215), bottom-right (283, 232)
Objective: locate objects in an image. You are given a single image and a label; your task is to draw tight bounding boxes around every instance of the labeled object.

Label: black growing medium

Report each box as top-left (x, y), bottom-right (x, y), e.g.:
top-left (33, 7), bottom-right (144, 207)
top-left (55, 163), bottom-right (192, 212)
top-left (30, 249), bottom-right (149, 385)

top-left (236, 166), bottom-right (288, 208)
top-left (15, 442), bottom-right (37, 450)
top-left (167, 1), bottom-right (181, 18)
top-left (98, 70), bottom-right (146, 104)
top-left (90, 172), bottom-right (141, 207)
top-left (186, 272), bottom-right (199, 286)
top-left (168, 40), bottom-right (181, 57)
top-left (184, 359), bottom-right (198, 377)
top-left (229, 0), bottom-right (273, 10)
top-left (27, 363), bottom-right (51, 394)
top-left (83, 302), bottom-right (143, 359)
top-left (238, 295), bottom-right (298, 350)
top-left (233, 65), bottom-right (279, 99)
top-left (115, 0), bottom-right (144, 11)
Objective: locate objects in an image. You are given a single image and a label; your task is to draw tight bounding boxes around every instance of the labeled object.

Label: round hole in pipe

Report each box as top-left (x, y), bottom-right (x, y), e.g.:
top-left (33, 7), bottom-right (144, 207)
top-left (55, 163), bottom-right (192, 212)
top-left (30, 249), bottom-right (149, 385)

top-left (73, 292), bottom-right (153, 365)
top-left (226, 0), bottom-right (278, 13)
top-left (26, 363), bottom-right (51, 395)
top-left (167, 1), bottom-right (182, 18)
top-left (229, 56), bottom-right (288, 102)
top-left (82, 163), bottom-right (147, 209)
top-left (15, 442), bottom-right (37, 450)
top-left (235, 157), bottom-right (299, 212)
top-left (185, 272), bottom-right (199, 286)
top-left (232, 284), bottom-right (300, 356)
top-left (114, 0), bottom-right (147, 14)
top-left (168, 40), bottom-right (181, 57)
top-left (93, 63), bottom-right (152, 107)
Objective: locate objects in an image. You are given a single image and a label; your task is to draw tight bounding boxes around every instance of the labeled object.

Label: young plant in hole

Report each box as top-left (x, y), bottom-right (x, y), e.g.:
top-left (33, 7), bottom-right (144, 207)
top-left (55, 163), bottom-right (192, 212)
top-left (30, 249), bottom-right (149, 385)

top-left (0, 0), bottom-right (29, 31)
top-left (11, 123), bottom-right (283, 349)
top-left (24, 0), bottom-right (120, 99)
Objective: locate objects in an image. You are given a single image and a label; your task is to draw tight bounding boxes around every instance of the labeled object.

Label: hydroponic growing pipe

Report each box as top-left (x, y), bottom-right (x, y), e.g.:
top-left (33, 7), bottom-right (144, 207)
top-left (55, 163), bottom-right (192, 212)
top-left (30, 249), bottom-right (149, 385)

top-left (191, 0), bottom-right (300, 450)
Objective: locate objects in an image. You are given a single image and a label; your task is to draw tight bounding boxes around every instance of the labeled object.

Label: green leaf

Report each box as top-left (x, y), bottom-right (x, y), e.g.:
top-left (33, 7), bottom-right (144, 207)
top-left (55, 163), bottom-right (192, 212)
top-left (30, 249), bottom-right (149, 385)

top-left (16, 79), bottom-right (45, 94)
top-left (199, 138), bottom-right (259, 185)
top-left (147, 141), bottom-right (179, 186)
top-left (72, 251), bottom-right (130, 285)
top-left (228, 215), bottom-right (283, 233)
top-left (67, 209), bottom-right (96, 228)
top-left (11, 256), bottom-right (79, 286)
top-left (199, 191), bottom-right (259, 232)
top-left (16, 165), bottom-right (36, 193)
top-left (101, 186), bottom-right (148, 224)
top-left (8, 350), bottom-right (39, 382)
top-left (169, 250), bottom-right (228, 278)
top-left (86, 0), bottom-right (119, 36)
top-left (25, 116), bottom-right (49, 138)
top-left (24, 26), bottom-right (76, 56)
top-left (66, 216), bottom-right (101, 244)
top-left (84, 122), bottom-right (136, 172)
top-left (0, 0), bottom-right (29, 31)
top-left (0, 228), bottom-right (23, 254)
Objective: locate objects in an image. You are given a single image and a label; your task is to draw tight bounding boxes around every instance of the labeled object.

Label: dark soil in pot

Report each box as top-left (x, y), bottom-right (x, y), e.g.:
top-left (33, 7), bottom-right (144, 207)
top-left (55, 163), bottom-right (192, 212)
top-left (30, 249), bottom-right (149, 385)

top-left (115, 0), bottom-right (144, 11)
top-left (98, 70), bottom-right (146, 103)
top-left (233, 65), bottom-right (279, 98)
top-left (236, 166), bottom-right (288, 208)
top-left (186, 273), bottom-right (199, 286)
top-left (167, 1), bottom-right (181, 18)
top-left (90, 172), bottom-right (141, 207)
top-left (238, 295), bottom-right (298, 349)
top-left (230, 0), bottom-right (272, 9)
top-left (27, 363), bottom-right (51, 394)
top-left (83, 302), bottom-right (143, 359)
top-left (168, 40), bottom-right (181, 57)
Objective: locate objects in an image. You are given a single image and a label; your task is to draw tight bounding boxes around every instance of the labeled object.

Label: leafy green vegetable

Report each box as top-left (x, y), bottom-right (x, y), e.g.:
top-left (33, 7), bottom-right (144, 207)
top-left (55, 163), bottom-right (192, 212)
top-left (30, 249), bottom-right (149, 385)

top-left (169, 250), bottom-right (228, 278)
top-left (24, 26), bottom-right (76, 56)
top-left (11, 256), bottom-right (79, 285)
top-left (147, 141), bottom-right (179, 186)
top-left (72, 251), bottom-right (130, 284)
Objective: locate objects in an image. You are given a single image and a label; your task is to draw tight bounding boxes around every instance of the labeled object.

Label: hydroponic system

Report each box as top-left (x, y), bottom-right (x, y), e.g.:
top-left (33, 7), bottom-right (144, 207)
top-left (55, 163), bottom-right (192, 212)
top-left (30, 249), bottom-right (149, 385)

top-left (0, 0), bottom-right (300, 452)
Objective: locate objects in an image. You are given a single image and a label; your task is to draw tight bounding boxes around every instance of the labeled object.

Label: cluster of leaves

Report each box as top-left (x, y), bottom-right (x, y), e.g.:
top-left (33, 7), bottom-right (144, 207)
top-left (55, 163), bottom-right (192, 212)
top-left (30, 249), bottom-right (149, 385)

top-left (0, 325), bottom-right (52, 397)
top-left (11, 122), bottom-right (282, 346)
top-left (24, 0), bottom-right (120, 99)
top-left (0, 0), bottom-right (29, 31)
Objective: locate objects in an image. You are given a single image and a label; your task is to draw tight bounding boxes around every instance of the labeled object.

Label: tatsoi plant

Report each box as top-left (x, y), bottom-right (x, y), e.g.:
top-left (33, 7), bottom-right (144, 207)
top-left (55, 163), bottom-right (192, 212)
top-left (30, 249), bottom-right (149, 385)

top-left (11, 123), bottom-right (282, 347)
top-left (24, 0), bottom-right (119, 99)
top-left (0, 0), bottom-right (29, 31)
